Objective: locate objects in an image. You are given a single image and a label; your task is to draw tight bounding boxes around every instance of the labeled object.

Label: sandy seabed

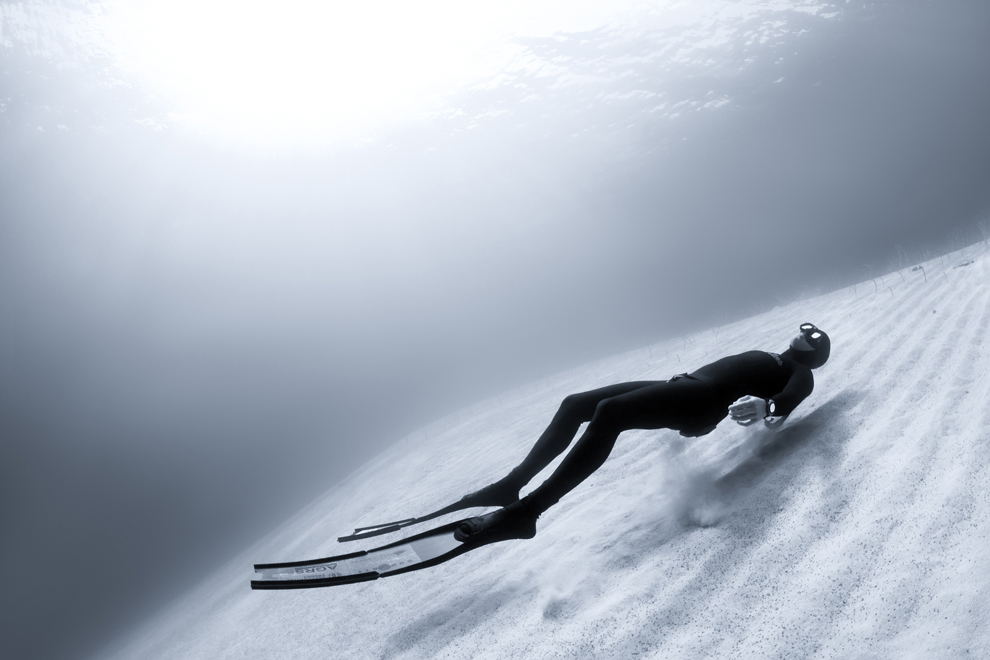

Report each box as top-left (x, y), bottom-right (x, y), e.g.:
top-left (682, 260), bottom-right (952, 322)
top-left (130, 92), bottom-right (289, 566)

top-left (103, 244), bottom-right (990, 660)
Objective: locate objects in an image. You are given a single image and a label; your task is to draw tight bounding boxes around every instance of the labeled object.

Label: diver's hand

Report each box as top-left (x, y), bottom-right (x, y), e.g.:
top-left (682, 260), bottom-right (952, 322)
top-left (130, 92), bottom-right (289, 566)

top-left (728, 396), bottom-right (767, 426)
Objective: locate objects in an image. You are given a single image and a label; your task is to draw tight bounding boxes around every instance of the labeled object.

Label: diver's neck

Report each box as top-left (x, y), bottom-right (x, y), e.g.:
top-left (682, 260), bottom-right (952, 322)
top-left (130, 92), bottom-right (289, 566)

top-left (782, 347), bottom-right (812, 368)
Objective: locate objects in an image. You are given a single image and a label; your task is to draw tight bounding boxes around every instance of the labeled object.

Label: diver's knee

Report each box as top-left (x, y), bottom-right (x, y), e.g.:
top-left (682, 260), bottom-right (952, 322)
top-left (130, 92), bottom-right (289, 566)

top-left (560, 393), bottom-right (582, 409)
top-left (590, 397), bottom-right (626, 429)
top-left (558, 392), bottom-right (593, 419)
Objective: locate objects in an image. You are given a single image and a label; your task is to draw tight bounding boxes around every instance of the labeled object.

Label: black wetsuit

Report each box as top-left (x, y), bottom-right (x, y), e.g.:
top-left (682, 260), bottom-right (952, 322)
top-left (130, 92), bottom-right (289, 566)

top-left (504, 348), bottom-right (815, 514)
top-left (688, 349), bottom-right (815, 425)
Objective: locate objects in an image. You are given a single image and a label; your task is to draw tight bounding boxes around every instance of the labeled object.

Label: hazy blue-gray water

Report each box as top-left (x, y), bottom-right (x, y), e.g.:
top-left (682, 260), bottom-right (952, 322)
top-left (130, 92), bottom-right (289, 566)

top-left (1, 2), bottom-right (989, 659)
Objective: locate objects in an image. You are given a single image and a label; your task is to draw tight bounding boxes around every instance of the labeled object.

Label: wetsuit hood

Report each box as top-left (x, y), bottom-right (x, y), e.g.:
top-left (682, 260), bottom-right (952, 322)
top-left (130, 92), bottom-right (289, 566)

top-left (785, 323), bottom-right (830, 369)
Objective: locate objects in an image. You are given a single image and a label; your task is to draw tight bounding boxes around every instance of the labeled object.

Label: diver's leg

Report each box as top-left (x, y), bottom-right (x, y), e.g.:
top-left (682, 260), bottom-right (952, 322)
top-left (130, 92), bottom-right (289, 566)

top-left (523, 382), bottom-right (683, 513)
top-left (456, 380), bottom-right (717, 542)
top-left (513, 381), bottom-right (659, 484)
top-left (459, 381), bottom-right (657, 507)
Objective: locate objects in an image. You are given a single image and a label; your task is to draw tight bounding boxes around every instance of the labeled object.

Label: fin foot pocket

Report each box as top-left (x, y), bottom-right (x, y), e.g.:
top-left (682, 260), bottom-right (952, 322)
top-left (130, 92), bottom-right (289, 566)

top-left (454, 504), bottom-right (538, 546)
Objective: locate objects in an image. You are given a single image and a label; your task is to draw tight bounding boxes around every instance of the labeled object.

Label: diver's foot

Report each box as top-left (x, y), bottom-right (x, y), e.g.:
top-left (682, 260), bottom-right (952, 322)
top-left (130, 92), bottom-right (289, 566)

top-left (454, 501), bottom-right (538, 545)
top-left (458, 476), bottom-right (521, 508)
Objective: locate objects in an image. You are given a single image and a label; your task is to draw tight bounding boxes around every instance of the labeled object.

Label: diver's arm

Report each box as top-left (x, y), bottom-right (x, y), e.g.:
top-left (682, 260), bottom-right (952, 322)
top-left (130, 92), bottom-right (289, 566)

top-left (762, 367), bottom-right (814, 429)
top-left (729, 396), bottom-right (791, 429)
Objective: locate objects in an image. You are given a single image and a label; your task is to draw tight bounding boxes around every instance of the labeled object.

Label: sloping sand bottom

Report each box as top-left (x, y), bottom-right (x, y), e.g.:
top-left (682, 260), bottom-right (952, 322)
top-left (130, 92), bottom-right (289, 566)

top-left (103, 243), bottom-right (990, 659)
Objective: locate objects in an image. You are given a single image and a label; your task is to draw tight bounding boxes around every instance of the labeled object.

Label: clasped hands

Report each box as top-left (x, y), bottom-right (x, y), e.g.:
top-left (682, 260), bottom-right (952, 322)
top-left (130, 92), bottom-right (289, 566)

top-left (728, 395), bottom-right (767, 426)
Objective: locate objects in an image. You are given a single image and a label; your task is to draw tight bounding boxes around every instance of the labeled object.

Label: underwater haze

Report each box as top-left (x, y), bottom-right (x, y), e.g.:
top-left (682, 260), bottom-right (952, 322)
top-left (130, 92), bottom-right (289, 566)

top-left (1, 2), bottom-right (989, 659)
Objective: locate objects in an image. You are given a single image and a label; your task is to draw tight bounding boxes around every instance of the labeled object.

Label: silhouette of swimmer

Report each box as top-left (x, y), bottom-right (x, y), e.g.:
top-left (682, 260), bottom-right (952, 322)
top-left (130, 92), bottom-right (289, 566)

top-left (454, 323), bottom-right (831, 545)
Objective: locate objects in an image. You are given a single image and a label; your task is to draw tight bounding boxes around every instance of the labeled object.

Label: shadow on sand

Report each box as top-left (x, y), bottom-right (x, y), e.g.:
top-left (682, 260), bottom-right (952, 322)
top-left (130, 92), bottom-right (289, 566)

top-left (378, 388), bottom-right (868, 658)
top-left (378, 584), bottom-right (523, 660)
top-left (602, 386), bottom-right (869, 568)
top-left (716, 386), bottom-right (867, 493)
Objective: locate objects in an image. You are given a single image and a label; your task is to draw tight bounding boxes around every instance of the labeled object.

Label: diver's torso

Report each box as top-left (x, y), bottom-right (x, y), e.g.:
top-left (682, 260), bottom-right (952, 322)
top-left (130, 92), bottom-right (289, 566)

top-left (689, 350), bottom-right (803, 405)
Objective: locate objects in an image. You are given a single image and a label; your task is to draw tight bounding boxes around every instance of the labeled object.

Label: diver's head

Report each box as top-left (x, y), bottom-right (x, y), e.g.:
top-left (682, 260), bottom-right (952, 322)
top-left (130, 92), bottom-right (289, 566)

top-left (788, 323), bottom-right (830, 369)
